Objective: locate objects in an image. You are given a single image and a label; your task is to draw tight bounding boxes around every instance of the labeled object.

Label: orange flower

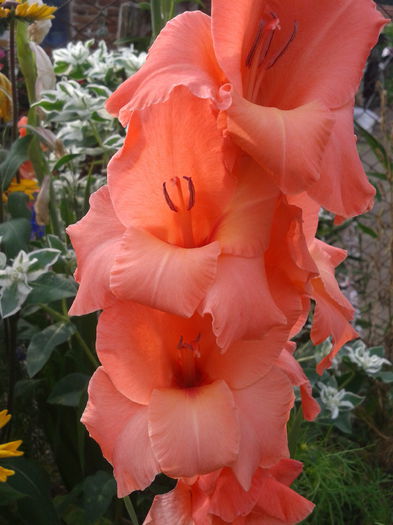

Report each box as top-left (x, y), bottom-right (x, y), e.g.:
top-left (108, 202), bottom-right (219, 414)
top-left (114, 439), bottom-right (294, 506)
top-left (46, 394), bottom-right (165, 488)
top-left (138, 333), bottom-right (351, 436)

top-left (144, 459), bottom-right (314, 524)
top-left (68, 92), bottom-right (286, 349)
top-left (107, 0), bottom-right (386, 218)
top-left (82, 302), bottom-right (294, 496)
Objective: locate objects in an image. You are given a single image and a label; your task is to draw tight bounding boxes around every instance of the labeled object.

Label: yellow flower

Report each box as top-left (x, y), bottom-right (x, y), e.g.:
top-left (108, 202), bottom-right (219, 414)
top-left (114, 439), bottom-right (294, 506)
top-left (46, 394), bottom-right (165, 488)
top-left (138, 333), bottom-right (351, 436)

top-left (7, 177), bottom-right (40, 200)
top-left (0, 466), bottom-right (16, 482)
top-left (0, 1), bottom-right (56, 21)
top-left (0, 410), bottom-right (23, 483)
top-left (0, 72), bottom-right (12, 122)
top-left (15, 2), bottom-right (56, 21)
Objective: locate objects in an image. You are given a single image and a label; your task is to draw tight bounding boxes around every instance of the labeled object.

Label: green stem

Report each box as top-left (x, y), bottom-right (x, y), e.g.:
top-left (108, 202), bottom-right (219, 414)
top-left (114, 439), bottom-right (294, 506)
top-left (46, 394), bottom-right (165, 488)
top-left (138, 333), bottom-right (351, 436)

top-left (338, 371), bottom-right (355, 390)
top-left (9, 15), bottom-right (20, 182)
top-left (4, 313), bottom-right (19, 441)
top-left (297, 355), bottom-right (316, 363)
top-left (74, 331), bottom-right (99, 369)
top-left (123, 496), bottom-right (139, 525)
top-left (39, 303), bottom-right (99, 369)
top-left (150, 0), bottom-right (163, 40)
top-left (288, 405), bottom-right (303, 457)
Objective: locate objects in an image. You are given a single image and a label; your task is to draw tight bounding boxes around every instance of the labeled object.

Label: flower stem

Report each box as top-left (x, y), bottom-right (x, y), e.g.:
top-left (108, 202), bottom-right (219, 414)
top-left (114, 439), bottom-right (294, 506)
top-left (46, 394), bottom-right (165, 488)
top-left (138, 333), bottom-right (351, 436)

top-left (3, 313), bottom-right (19, 442)
top-left (9, 14), bottom-right (20, 182)
top-left (123, 496), bottom-right (139, 525)
top-left (150, 0), bottom-right (163, 40)
top-left (39, 303), bottom-right (99, 369)
top-left (288, 405), bottom-right (303, 457)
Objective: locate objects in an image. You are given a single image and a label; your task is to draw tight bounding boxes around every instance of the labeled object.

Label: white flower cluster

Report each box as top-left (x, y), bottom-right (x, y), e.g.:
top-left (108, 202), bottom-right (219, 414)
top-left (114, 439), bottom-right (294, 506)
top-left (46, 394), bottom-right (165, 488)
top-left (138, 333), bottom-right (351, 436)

top-left (52, 40), bottom-right (147, 83)
top-left (317, 383), bottom-right (356, 420)
top-left (345, 340), bottom-right (391, 375)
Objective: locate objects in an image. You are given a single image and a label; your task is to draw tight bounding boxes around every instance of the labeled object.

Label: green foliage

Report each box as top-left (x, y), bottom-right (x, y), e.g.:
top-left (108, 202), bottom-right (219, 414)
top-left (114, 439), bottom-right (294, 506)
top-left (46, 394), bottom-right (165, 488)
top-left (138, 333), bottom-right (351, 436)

top-left (293, 438), bottom-right (393, 525)
top-left (0, 136), bottom-right (33, 191)
top-left (26, 321), bottom-right (77, 377)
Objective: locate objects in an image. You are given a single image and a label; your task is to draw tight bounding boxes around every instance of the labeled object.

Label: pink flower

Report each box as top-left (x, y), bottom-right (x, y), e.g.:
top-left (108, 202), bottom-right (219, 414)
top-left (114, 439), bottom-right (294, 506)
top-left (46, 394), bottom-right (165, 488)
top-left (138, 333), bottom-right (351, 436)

top-left (287, 193), bottom-right (358, 373)
top-left (81, 301), bottom-right (294, 495)
top-left (106, 0), bottom-right (386, 218)
top-left (68, 92), bottom-right (286, 349)
top-left (265, 194), bottom-right (357, 374)
top-left (144, 459), bottom-right (314, 524)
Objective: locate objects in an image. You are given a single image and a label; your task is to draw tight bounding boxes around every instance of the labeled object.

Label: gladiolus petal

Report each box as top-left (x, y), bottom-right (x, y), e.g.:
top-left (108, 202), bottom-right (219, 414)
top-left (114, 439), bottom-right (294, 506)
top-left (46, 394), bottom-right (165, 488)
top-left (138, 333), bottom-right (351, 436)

top-left (148, 380), bottom-right (240, 478)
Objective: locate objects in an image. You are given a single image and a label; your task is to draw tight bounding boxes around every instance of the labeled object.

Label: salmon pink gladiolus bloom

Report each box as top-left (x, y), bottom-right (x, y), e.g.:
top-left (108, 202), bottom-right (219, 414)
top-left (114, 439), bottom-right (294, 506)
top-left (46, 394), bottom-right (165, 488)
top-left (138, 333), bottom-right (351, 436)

top-left (68, 92), bottom-right (286, 348)
top-left (287, 193), bottom-right (358, 373)
top-left (276, 342), bottom-right (320, 422)
top-left (106, 0), bottom-right (386, 218)
top-left (265, 194), bottom-right (357, 374)
top-left (81, 300), bottom-right (294, 495)
top-left (144, 459), bottom-right (314, 524)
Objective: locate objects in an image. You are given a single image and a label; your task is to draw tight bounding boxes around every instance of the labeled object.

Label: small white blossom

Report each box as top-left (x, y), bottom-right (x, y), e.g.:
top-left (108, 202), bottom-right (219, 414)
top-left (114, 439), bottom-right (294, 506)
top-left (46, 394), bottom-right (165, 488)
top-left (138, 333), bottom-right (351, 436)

top-left (345, 341), bottom-right (391, 375)
top-left (318, 383), bottom-right (355, 420)
top-left (0, 249), bottom-right (61, 318)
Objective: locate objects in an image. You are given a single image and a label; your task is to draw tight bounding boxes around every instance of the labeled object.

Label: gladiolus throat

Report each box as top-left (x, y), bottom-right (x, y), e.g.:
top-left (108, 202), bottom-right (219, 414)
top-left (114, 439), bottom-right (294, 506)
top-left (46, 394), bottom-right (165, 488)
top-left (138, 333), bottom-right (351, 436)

top-left (163, 176), bottom-right (196, 248)
top-left (245, 12), bottom-right (297, 104)
top-left (176, 333), bottom-right (202, 388)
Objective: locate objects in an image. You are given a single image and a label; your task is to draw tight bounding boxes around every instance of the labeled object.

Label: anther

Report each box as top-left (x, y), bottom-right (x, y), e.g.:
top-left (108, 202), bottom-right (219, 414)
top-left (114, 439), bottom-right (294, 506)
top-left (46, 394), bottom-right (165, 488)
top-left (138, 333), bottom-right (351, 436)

top-left (177, 335), bottom-right (193, 351)
top-left (267, 21), bottom-right (298, 69)
top-left (246, 20), bottom-right (267, 68)
top-left (183, 176), bottom-right (195, 210)
top-left (163, 182), bottom-right (178, 212)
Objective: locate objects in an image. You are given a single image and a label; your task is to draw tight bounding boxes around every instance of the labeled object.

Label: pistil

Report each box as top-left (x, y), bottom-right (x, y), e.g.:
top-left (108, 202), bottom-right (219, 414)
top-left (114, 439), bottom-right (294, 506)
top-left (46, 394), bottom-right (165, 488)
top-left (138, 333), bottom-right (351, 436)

top-left (177, 334), bottom-right (201, 388)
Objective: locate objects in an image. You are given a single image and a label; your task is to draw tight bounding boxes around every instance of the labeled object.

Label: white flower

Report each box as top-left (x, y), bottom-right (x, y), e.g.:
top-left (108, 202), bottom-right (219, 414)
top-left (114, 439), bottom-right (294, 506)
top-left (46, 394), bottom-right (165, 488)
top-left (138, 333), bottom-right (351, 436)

top-left (318, 383), bottom-right (355, 420)
top-left (0, 251), bottom-right (33, 298)
top-left (345, 341), bottom-right (391, 375)
top-left (0, 249), bottom-right (61, 318)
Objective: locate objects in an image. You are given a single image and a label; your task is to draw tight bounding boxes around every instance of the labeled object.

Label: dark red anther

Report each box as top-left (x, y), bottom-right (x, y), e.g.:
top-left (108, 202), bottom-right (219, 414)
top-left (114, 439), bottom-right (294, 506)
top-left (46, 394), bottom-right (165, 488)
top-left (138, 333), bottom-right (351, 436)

top-left (163, 181), bottom-right (178, 212)
top-left (267, 21), bottom-right (298, 69)
top-left (246, 19), bottom-right (267, 68)
top-left (177, 335), bottom-right (194, 351)
top-left (183, 176), bottom-right (195, 210)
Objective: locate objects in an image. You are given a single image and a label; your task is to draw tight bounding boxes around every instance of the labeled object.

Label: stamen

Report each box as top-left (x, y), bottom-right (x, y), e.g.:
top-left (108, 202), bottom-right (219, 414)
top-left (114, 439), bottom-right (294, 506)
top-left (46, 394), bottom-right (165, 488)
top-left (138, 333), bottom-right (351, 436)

top-left (163, 182), bottom-right (178, 212)
top-left (267, 21), bottom-right (298, 69)
top-left (176, 333), bottom-right (202, 387)
top-left (177, 335), bottom-right (193, 351)
top-left (183, 176), bottom-right (195, 210)
top-left (162, 177), bottom-right (196, 248)
top-left (246, 20), bottom-right (267, 68)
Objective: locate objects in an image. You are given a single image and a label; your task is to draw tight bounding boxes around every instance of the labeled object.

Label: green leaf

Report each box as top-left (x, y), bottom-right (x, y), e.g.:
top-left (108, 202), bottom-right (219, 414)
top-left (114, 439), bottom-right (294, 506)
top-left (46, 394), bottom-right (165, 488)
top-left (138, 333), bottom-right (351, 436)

top-left (0, 136), bottom-right (33, 191)
top-left (28, 248), bottom-right (61, 272)
top-left (356, 222), bottom-right (378, 238)
top-left (333, 411), bottom-right (352, 434)
top-left (53, 153), bottom-right (80, 172)
top-left (0, 281), bottom-right (28, 318)
top-left (0, 218), bottom-right (31, 258)
top-left (356, 122), bottom-right (391, 170)
top-left (47, 373), bottom-right (89, 406)
top-left (82, 471), bottom-right (116, 523)
top-left (0, 483), bottom-right (27, 505)
top-left (377, 371), bottom-right (393, 383)
top-left (368, 171), bottom-right (387, 181)
top-left (26, 321), bottom-right (76, 377)
top-left (24, 273), bottom-right (77, 305)
top-left (7, 192), bottom-right (32, 220)
top-left (368, 346), bottom-right (385, 358)
top-left (2, 457), bottom-right (60, 525)
top-left (47, 234), bottom-right (67, 254)
top-left (14, 378), bottom-right (41, 398)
